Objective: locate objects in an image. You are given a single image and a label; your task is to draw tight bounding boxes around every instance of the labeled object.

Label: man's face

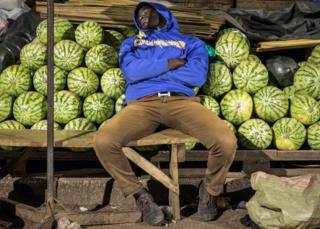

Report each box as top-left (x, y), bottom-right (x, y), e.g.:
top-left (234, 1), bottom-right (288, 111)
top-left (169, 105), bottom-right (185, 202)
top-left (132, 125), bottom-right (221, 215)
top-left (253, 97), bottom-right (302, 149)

top-left (138, 6), bottom-right (160, 29)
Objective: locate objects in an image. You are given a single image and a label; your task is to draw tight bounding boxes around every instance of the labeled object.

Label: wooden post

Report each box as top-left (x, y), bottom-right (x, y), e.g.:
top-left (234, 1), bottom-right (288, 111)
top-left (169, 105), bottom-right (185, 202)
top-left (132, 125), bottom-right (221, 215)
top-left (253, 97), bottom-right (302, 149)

top-left (169, 144), bottom-right (180, 220)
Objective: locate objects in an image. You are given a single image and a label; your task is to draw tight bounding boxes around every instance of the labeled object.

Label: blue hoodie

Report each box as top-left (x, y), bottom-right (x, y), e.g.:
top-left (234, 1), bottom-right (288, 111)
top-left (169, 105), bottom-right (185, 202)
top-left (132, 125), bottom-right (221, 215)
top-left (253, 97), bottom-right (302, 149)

top-left (119, 2), bottom-right (209, 103)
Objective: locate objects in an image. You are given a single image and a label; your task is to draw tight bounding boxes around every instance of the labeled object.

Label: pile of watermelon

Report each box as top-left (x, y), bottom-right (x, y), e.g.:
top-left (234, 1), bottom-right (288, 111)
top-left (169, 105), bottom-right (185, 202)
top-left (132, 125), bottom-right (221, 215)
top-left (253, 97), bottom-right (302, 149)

top-left (200, 28), bottom-right (320, 151)
top-left (0, 17), bottom-right (137, 151)
top-left (0, 17), bottom-right (319, 152)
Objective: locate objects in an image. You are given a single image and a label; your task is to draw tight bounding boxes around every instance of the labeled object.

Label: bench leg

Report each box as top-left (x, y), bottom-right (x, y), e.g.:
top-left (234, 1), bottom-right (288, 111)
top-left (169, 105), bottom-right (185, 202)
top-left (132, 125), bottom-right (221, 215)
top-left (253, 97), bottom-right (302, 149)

top-left (169, 144), bottom-right (181, 220)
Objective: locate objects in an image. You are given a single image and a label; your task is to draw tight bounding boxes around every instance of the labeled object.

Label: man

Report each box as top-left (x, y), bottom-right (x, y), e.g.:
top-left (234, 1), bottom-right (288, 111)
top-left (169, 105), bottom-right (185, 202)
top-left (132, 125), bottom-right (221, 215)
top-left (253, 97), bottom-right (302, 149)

top-left (93, 2), bottom-right (237, 226)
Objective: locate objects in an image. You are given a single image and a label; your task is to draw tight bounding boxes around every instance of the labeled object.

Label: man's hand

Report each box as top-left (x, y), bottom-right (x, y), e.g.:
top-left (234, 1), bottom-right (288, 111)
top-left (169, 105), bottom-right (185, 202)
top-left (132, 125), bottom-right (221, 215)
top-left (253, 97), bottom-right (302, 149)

top-left (168, 58), bottom-right (186, 70)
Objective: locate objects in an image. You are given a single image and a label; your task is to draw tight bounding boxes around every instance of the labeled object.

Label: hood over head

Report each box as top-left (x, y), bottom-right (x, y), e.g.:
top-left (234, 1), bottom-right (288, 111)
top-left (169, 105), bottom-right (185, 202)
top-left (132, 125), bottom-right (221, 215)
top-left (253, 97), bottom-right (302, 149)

top-left (134, 2), bottom-right (179, 32)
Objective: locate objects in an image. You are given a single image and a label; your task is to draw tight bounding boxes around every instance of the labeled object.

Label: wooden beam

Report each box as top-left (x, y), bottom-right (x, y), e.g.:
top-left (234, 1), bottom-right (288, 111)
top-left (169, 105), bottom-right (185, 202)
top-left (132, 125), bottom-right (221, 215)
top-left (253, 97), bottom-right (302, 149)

top-left (122, 147), bottom-right (179, 194)
top-left (257, 39), bottom-right (320, 52)
top-left (169, 144), bottom-right (180, 220)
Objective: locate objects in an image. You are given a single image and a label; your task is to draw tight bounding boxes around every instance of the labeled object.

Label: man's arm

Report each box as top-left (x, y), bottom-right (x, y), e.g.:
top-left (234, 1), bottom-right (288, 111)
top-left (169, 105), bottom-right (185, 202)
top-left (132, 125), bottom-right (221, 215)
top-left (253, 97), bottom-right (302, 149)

top-left (119, 38), bottom-right (169, 84)
top-left (161, 40), bottom-right (209, 88)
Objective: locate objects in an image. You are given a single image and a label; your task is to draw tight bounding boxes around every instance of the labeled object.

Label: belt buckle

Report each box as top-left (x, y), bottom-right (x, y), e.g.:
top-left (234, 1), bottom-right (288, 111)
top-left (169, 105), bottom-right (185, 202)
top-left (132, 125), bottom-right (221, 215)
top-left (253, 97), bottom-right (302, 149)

top-left (158, 92), bottom-right (171, 97)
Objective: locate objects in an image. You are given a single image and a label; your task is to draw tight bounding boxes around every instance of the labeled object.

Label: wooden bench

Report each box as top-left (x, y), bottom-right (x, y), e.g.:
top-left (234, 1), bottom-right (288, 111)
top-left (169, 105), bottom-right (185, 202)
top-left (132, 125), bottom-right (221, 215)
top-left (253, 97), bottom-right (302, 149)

top-left (0, 128), bottom-right (198, 220)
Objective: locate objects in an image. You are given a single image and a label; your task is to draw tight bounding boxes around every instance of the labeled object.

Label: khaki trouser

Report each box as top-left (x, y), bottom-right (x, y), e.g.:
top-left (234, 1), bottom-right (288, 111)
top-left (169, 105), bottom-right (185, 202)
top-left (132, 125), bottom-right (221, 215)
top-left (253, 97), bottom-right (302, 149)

top-left (93, 96), bottom-right (237, 197)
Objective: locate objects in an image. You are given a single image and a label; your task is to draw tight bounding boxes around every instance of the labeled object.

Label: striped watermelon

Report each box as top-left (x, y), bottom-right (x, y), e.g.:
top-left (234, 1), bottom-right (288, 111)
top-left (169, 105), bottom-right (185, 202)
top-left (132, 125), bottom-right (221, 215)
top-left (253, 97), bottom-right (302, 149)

top-left (202, 63), bottom-right (232, 98)
top-left (223, 120), bottom-right (237, 134)
top-left (233, 59), bottom-right (269, 94)
top-left (248, 55), bottom-right (261, 63)
top-left (85, 44), bottom-right (118, 74)
top-left (101, 68), bottom-right (126, 99)
top-left (0, 94), bottom-right (13, 122)
top-left (67, 67), bottom-right (99, 97)
top-left (283, 85), bottom-right (297, 100)
top-left (307, 45), bottom-right (320, 65)
top-left (201, 95), bottom-right (220, 115)
top-left (20, 42), bottom-right (47, 70)
top-left (237, 119), bottom-right (272, 150)
top-left (272, 118), bottom-right (306, 150)
top-left (64, 117), bottom-right (96, 131)
top-left (104, 30), bottom-right (125, 50)
top-left (0, 65), bottom-right (31, 97)
top-left (64, 117), bottom-right (97, 151)
top-left (83, 93), bottom-right (114, 124)
top-left (220, 89), bottom-right (253, 126)
top-left (215, 28), bottom-right (250, 69)
top-left (75, 21), bottom-right (104, 49)
top-left (254, 86), bottom-right (289, 123)
top-left (293, 62), bottom-right (320, 100)
top-left (115, 94), bottom-right (125, 113)
top-left (290, 95), bottom-right (320, 125)
top-left (31, 120), bottom-right (61, 130)
top-left (54, 90), bottom-right (82, 124)
top-left (54, 40), bottom-right (84, 71)
top-left (120, 27), bottom-right (137, 38)
top-left (185, 142), bottom-right (196, 151)
top-left (13, 92), bottom-right (47, 126)
top-left (0, 120), bottom-right (25, 151)
top-left (307, 121), bottom-right (320, 149)
top-left (36, 17), bottom-right (74, 44)
top-left (33, 66), bottom-right (67, 96)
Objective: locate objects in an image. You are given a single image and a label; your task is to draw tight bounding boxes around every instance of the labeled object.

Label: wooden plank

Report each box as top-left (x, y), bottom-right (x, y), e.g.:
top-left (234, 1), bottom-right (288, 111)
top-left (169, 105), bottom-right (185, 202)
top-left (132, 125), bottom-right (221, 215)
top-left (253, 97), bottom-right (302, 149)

top-left (177, 144), bottom-right (186, 162)
top-left (257, 39), bottom-right (320, 52)
top-left (236, 0), bottom-right (293, 10)
top-left (0, 129), bottom-right (198, 148)
top-left (169, 144), bottom-right (180, 220)
top-left (122, 147), bottom-right (179, 194)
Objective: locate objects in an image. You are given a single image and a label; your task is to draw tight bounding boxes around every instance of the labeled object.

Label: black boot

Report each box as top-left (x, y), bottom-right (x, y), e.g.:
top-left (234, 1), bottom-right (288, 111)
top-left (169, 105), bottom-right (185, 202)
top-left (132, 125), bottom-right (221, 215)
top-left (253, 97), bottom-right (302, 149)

top-left (197, 182), bottom-right (219, 221)
top-left (134, 189), bottom-right (164, 226)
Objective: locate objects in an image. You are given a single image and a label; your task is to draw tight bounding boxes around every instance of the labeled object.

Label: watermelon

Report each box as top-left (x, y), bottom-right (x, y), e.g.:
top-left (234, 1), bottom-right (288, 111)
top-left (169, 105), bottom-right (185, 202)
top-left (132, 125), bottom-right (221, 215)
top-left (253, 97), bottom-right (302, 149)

top-left (220, 89), bottom-right (253, 126)
top-left (67, 67), bottom-right (99, 97)
top-left (223, 120), bottom-right (237, 134)
top-left (237, 119), bottom-right (272, 150)
top-left (36, 17), bottom-right (74, 44)
top-left (293, 62), bottom-right (320, 100)
top-left (248, 55), bottom-right (261, 63)
top-left (0, 65), bottom-right (32, 95)
top-left (64, 117), bottom-right (96, 131)
top-left (64, 117), bottom-right (97, 151)
top-left (307, 121), bottom-right (320, 149)
top-left (75, 21), bottom-right (104, 49)
top-left (0, 94), bottom-right (13, 122)
top-left (272, 118), bottom-right (306, 150)
top-left (233, 59), bottom-right (269, 94)
top-left (0, 65), bottom-right (31, 97)
top-left (83, 93), bottom-right (114, 124)
top-left (115, 94), bottom-right (125, 113)
top-left (33, 66), bottom-right (67, 96)
top-left (201, 95), bottom-right (220, 116)
top-left (254, 86), bottom-right (289, 123)
top-left (120, 27), bottom-right (138, 38)
top-left (20, 42), bottom-right (47, 70)
top-left (13, 92), bottom-right (47, 126)
top-left (104, 29), bottom-right (125, 50)
top-left (290, 95), bottom-right (320, 125)
top-left (307, 45), bottom-right (320, 65)
top-left (0, 120), bottom-right (25, 151)
top-left (101, 68), bottom-right (126, 99)
top-left (202, 63), bottom-right (232, 98)
top-left (215, 28), bottom-right (250, 69)
top-left (85, 44), bottom-right (118, 74)
top-left (283, 85), bottom-right (297, 100)
top-left (31, 120), bottom-right (61, 130)
top-left (185, 142), bottom-right (196, 151)
top-left (54, 90), bottom-right (82, 124)
top-left (54, 40), bottom-right (84, 71)
top-left (31, 37), bottom-right (41, 44)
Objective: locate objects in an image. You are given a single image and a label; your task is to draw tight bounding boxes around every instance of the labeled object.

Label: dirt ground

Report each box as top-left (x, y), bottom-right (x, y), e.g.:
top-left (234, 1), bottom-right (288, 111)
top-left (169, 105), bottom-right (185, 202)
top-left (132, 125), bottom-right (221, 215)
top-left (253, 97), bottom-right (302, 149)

top-left (85, 209), bottom-right (248, 229)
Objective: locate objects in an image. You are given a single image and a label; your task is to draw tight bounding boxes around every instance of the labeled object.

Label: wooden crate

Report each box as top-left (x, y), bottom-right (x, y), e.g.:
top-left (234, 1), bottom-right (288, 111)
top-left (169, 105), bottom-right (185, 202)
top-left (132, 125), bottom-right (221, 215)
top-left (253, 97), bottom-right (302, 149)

top-left (236, 0), bottom-right (294, 10)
